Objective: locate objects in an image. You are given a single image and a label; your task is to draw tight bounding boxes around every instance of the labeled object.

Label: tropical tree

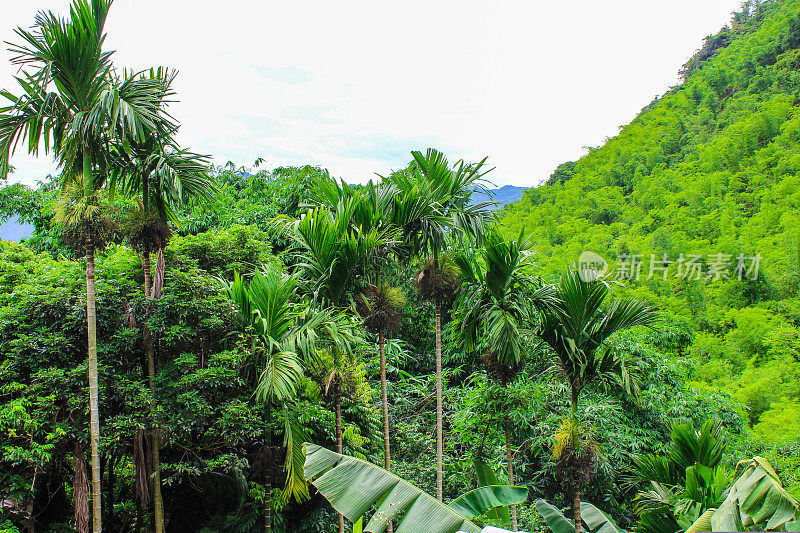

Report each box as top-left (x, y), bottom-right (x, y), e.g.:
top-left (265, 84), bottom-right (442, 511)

top-left (536, 270), bottom-right (658, 533)
top-left (224, 266), bottom-right (362, 532)
top-left (388, 148), bottom-right (495, 500)
top-left (114, 72), bottom-right (212, 533)
top-left (0, 1), bottom-right (170, 530)
top-left (452, 230), bottom-right (555, 530)
top-left (356, 282), bottom-right (405, 473)
top-left (633, 420), bottom-right (729, 533)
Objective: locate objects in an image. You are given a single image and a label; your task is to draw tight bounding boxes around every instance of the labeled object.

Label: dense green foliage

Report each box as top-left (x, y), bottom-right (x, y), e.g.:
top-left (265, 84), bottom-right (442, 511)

top-left (501, 0), bottom-right (800, 469)
top-left (3, 1), bottom-right (800, 532)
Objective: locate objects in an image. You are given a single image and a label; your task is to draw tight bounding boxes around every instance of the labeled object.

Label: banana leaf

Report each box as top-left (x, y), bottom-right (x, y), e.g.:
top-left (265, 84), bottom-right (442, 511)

top-left (474, 457), bottom-right (511, 523)
top-left (449, 485), bottom-right (528, 520)
top-left (535, 499), bottom-right (626, 533)
top-left (686, 456), bottom-right (800, 532)
top-left (304, 444), bottom-right (481, 533)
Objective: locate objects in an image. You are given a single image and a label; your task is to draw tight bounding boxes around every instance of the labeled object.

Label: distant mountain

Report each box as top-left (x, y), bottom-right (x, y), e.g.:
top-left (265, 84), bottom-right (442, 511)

top-left (0, 215), bottom-right (33, 242)
top-left (470, 185), bottom-right (527, 209)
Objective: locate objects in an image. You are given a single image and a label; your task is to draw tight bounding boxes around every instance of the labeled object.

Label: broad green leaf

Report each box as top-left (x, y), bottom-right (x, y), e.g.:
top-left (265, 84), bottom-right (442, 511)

top-left (449, 485), bottom-right (528, 520)
top-left (304, 444), bottom-right (481, 533)
top-left (686, 509), bottom-right (714, 533)
top-left (581, 502), bottom-right (624, 533)
top-left (473, 457), bottom-right (511, 523)
top-left (535, 499), bottom-right (576, 533)
top-left (686, 456), bottom-right (800, 532)
top-left (535, 499), bottom-right (627, 533)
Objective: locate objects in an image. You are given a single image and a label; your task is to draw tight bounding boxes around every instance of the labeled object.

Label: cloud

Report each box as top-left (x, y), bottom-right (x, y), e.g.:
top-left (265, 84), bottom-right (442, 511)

top-left (0, 0), bottom-right (743, 187)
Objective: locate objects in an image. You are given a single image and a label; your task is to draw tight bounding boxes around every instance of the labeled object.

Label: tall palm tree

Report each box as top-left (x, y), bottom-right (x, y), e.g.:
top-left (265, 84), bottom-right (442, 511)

top-left (225, 267), bottom-right (361, 532)
top-left (452, 231), bottom-right (555, 530)
top-left (280, 200), bottom-right (388, 532)
top-left (388, 148), bottom-right (494, 500)
top-left (306, 178), bottom-right (405, 532)
top-left (0, 2), bottom-right (170, 530)
top-left (307, 177), bottom-right (404, 481)
top-left (356, 282), bottom-right (405, 471)
top-left (114, 71), bottom-right (212, 533)
top-left (537, 270), bottom-right (658, 533)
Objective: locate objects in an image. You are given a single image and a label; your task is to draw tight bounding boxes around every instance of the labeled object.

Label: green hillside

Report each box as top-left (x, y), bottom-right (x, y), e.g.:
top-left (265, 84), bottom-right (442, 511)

top-left (500, 0), bottom-right (800, 443)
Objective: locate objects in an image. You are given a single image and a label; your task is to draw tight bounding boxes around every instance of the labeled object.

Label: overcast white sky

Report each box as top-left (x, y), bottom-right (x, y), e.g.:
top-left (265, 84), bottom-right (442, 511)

top-left (1, 0), bottom-right (742, 187)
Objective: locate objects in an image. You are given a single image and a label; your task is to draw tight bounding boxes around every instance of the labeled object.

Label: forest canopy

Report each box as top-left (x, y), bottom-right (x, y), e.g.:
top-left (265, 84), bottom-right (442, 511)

top-left (1, 1), bottom-right (800, 533)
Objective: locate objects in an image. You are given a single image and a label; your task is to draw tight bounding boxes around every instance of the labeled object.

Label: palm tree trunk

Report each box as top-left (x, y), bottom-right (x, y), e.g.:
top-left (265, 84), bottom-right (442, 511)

top-left (379, 331), bottom-right (395, 533)
top-left (335, 383), bottom-right (345, 533)
top-left (141, 248), bottom-right (152, 296)
top-left (570, 380), bottom-right (582, 533)
top-left (86, 238), bottom-right (102, 533)
top-left (379, 331), bottom-right (390, 471)
top-left (504, 420), bottom-right (518, 531)
top-left (435, 300), bottom-right (444, 501)
top-left (264, 438), bottom-right (272, 533)
top-left (142, 244), bottom-right (165, 533)
top-left (147, 337), bottom-right (164, 533)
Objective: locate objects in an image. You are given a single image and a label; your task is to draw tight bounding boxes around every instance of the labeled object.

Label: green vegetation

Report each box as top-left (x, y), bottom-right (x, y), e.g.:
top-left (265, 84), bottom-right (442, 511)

top-left (500, 0), bottom-right (800, 477)
top-left (1, 1), bottom-right (800, 533)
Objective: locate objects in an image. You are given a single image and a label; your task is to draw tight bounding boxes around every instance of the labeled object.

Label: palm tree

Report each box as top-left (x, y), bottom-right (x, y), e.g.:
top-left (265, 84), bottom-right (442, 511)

top-left (280, 200), bottom-right (388, 532)
top-left (307, 177), bottom-right (405, 481)
top-left (225, 266), bottom-right (362, 532)
top-left (0, 2), bottom-right (170, 530)
top-left (114, 68), bottom-right (212, 533)
top-left (356, 282), bottom-right (405, 472)
top-left (537, 269), bottom-right (658, 533)
top-left (452, 231), bottom-right (555, 530)
top-left (388, 148), bottom-right (494, 500)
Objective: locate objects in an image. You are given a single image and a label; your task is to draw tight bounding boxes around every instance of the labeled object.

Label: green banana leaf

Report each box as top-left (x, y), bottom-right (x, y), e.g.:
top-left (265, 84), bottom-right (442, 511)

top-left (536, 499), bottom-right (576, 533)
top-left (686, 456), bottom-right (800, 532)
top-left (535, 499), bottom-right (626, 533)
top-left (474, 457), bottom-right (512, 523)
top-left (449, 485), bottom-right (528, 520)
top-left (304, 444), bottom-right (481, 533)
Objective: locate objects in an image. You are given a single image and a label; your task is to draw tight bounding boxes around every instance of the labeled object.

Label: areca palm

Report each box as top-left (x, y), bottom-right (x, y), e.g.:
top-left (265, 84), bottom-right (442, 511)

top-left (274, 201), bottom-right (384, 532)
top-left (388, 148), bottom-right (495, 500)
top-left (0, 2), bottom-right (170, 531)
top-left (537, 270), bottom-right (658, 533)
top-left (309, 176), bottom-right (405, 488)
top-left (452, 231), bottom-right (555, 530)
top-left (113, 68), bottom-right (213, 533)
top-left (224, 266), bottom-right (362, 532)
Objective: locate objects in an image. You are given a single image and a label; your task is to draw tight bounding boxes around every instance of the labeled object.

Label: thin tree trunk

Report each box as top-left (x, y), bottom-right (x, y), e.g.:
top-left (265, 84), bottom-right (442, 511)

top-left (335, 384), bottom-right (344, 533)
top-left (142, 249), bottom-right (152, 297)
top-left (107, 452), bottom-right (115, 530)
top-left (264, 439), bottom-right (272, 533)
top-left (142, 242), bottom-right (165, 533)
top-left (379, 331), bottom-right (390, 471)
top-left (379, 331), bottom-right (394, 533)
top-left (571, 380), bottom-right (582, 533)
top-left (26, 465), bottom-right (42, 533)
top-left (74, 444), bottom-right (90, 533)
top-left (504, 421), bottom-right (518, 531)
top-left (148, 335), bottom-right (164, 533)
top-left (86, 238), bottom-right (102, 533)
top-left (435, 300), bottom-right (444, 501)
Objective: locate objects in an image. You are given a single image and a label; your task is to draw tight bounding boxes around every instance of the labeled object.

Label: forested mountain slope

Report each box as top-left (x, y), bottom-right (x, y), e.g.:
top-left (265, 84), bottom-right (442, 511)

top-left (500, 0), bottom-right (800, 443)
